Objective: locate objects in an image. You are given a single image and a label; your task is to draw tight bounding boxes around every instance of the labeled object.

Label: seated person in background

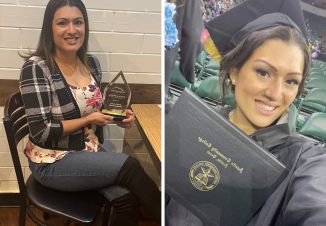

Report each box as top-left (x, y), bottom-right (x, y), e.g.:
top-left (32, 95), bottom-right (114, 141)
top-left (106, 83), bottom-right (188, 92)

top-left (217, 0), bottom-right (228, 13)
top-left (207, 0), bottom-right (219, 20)
top-left (227, 0), bottom-right (236, 9)
top-left (200, 0), bottom-right (207, 20)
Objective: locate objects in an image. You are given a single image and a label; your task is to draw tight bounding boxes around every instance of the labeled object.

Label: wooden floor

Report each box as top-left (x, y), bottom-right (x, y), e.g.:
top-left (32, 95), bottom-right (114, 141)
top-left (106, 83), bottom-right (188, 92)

top-left (0, 207), bottom-right (160, 226)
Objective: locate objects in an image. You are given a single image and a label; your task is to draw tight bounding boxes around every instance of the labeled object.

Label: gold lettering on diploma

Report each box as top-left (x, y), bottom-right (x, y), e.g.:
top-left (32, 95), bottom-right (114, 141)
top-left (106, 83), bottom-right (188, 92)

top-left (217, 159), bottom-right (228, 168)
top-left (231, 162), bottom-right (243, 174)
top-left (198, 137), bottom-right (211, 148)
top-left (198, 137), bottom-right (244, 174)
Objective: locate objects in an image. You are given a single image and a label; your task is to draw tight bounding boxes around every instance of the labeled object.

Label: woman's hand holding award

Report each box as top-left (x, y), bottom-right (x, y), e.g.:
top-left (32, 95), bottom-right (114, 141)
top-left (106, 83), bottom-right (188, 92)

top-left (102, 71), bottom-right (131, 121)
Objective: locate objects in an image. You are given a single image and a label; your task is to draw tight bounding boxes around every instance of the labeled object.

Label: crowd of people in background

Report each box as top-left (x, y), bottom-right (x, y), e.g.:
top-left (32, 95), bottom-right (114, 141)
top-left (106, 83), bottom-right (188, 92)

top-left (305, 17), bottom-right (326, 57)
top-left (308, 28), bottom-right (326, 54)
top-left (199, 0), bottom-right (237, 21)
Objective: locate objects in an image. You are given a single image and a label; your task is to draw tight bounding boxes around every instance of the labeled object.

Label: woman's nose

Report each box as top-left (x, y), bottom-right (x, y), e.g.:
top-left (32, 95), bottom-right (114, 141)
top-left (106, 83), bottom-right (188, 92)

top-left (264, 79), bottom-right (283, 101)
top-left (67, 23), bottom-right (76, 34)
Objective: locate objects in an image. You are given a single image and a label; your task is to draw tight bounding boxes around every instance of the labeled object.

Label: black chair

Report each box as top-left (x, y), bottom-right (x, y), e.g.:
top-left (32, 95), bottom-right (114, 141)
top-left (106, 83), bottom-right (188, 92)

top-left (2, 93), bottom-right (122, 226)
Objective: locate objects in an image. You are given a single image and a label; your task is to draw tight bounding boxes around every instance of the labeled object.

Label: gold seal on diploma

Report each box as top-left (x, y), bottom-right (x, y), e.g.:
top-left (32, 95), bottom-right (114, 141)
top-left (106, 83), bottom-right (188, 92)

top-left (189, 161), bottom-right (220, 191)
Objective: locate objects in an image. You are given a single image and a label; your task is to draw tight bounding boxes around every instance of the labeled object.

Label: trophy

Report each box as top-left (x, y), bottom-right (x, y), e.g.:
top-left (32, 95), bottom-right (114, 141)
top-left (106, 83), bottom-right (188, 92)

top-left (102, 71), bottom-right (131, 121)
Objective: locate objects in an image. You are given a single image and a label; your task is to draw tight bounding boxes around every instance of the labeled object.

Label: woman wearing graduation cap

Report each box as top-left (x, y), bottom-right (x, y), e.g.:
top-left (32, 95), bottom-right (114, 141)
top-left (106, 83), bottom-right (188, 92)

top-left (166, 0), bottom-right (326, 225)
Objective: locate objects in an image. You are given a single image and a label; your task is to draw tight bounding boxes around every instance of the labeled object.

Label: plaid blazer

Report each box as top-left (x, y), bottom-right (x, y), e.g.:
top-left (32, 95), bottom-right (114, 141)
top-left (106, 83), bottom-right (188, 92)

top-left (19, 54), bottom-right (104, 150)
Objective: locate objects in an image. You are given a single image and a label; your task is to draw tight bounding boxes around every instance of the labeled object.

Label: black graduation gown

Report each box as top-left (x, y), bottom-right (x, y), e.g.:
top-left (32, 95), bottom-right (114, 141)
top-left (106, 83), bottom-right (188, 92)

top-left (165, 0), bottom-right (205, 94)
top-left (166, 106), bottom-right (326, 226)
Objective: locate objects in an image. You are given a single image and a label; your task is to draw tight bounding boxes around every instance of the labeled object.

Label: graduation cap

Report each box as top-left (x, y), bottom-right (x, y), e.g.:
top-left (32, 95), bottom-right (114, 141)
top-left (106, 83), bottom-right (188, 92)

top-left (205, 0), bottom-right (308, 55)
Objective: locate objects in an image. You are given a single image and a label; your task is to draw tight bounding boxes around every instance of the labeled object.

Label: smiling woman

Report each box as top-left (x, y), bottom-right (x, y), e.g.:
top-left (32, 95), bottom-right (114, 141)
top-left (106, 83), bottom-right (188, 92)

top-left (18, 0), bottom-right (161, 225)
top-left (166, 0), bottom-right (326, 225)
top-left (221, 26), bottom-right (309, 134)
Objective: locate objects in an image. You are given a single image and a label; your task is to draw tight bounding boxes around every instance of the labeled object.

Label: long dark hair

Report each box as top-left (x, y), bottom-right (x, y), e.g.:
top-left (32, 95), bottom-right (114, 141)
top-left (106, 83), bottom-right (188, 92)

top-left (219, 25), bottom-right (311, 99)
top-left (19, 0), bottom-right (93, 74)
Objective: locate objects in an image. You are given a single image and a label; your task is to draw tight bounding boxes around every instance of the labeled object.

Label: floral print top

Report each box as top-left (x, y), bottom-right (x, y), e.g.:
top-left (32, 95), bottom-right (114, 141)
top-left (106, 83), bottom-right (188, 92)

top-left (24, 74), bottom-right (103, 163)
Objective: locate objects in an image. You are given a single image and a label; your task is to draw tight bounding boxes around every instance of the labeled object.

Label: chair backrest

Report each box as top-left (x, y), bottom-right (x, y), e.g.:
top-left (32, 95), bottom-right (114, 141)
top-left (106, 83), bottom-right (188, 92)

top-left (306, 74), bottom-right (326, 82)
top-left (222, 89), bottom-right (237, 108)
top-left (305, 78), bottom-right (326, 89)
top-left (195, 76), bottom-right (220, 99)
top-left (3, 93), bottom-right (29, 193)
top-left (299, 112), bottom-right (326, 142)
top-left (205, 58), bottom-right (220, 70)
top-left (289, 103), bottom-right (298, 130)
top-left (196, 51), bottom-right (208, 66)
top-left (171, 60), bottom-right (192, 89)
top-left (303, 88), bottom-right (326, 106)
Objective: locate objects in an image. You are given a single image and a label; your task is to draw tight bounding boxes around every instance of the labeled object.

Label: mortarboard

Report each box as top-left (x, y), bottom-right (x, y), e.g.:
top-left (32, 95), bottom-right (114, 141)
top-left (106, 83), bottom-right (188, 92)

top-left (205, 0), bottom-right (308, 56)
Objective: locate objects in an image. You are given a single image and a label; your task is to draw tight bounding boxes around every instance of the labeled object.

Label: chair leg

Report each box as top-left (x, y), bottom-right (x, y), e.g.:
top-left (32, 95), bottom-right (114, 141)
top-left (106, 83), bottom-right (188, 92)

top-left (19, 196), bottom-right (27, 226)
top-left (43, 211), bottom-right (50, 220)
top-left (102, 199), bottom-right (111, 226)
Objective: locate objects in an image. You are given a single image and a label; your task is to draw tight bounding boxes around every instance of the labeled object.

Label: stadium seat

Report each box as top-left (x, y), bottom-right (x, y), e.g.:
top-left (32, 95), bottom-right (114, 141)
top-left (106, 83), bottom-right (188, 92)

top-left (300, 88), bottom-right (326, 113)
top-left (305, 78), bottom-right (326, 90)
top-left (222, 90), bottom-right (237, 108)
top-left (170, 60), bottom-right (193, 90)
top-left (298, 112), bottom-right (326, 144)
top-left (306, 73), bottom-right (326, 81)
top-left (195, 76), bottom-right (221, 99)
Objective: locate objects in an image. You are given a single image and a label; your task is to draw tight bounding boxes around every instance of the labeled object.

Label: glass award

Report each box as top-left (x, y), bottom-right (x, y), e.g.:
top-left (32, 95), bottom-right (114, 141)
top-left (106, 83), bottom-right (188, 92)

top-left (102, 71), bottom-right (131, 121)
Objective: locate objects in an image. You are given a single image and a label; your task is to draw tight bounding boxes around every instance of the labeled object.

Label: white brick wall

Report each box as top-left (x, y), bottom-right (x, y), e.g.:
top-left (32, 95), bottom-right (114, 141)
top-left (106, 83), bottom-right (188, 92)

top-left (0, 0), bottom-right (161, 82)
top-left (0, 0), bottom-right (161, 192)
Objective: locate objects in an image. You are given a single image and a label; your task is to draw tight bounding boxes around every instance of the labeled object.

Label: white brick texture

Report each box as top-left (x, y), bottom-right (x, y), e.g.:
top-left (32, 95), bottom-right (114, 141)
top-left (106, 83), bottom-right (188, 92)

top-left (19, 0), bottom-right (47, 6)
top-left (0, 0), bottom-right (161, 193)
top-left (0, 0), bottom-right (16, 4)
top-left (0, 137), bottom-right (11, 152)
top-left (88, 32), bottom-right (143, 53)
top-left (113, 12), bottom-right (161, 34)
top-left (0, 106), bottom-right (4, 120)
top-left (0, 49), bottom-right (25, 69)
top-left (88, 52), bottom-right (110, 72)
top-left (110, 54), bottom-right (161, 73)
top-left (0, 68), bottom-right (21, 79)
top-left (0, 168), bottom-right (19, 181)
top-left (0, 28), bottom-right (21, 48)
top-left (21, 29), bottom-right (40, 49)
top-left (0, 1), bottom-right (161, 82)
top-left (84, 0), bottom-right (151, 12)
top-left (0, 122), bottom-right (5, 137)
top-left (1, 181), bottom-right (19, 192)
top-left (142, 35), bottom-right (161, 54)
top-left (87, 10), bottom-right (115, 32)
top-left (0, 5), bottom-right (45, 28)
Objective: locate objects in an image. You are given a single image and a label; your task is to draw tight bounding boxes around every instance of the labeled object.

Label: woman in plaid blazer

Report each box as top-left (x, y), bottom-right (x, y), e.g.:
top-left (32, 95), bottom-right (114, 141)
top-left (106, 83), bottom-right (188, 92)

top-left (19, 0), bottom-right (161, 225)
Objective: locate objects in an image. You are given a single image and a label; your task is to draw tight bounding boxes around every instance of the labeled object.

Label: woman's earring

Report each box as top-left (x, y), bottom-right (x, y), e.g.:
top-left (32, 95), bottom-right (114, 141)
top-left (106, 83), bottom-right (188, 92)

top-left (232, 80), bottom-right (235, 84)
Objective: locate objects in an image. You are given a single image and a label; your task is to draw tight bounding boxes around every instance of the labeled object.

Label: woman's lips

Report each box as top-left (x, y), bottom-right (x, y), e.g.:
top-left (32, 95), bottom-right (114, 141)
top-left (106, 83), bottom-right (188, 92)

top-left (255, 100), bottom-right (278, 116)
top-left (64, 37), bottom-right (78, 44)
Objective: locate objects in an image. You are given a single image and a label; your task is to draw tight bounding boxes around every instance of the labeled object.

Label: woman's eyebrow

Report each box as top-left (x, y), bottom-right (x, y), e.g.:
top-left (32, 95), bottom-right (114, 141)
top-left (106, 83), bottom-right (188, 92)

top-left (55, 17), bottom-right (84, 21)
top-left (254, 59), bottom-right (277, 72)
top-left (254, 59), bottom-right (302, 76)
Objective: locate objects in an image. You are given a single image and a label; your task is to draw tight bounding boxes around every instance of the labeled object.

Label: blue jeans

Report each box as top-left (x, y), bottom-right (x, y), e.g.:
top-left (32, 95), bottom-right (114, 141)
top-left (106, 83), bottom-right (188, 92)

top-left (28, 148), bottom-right (161, 225)
top-left (28, 148), bottom-right (128, 191)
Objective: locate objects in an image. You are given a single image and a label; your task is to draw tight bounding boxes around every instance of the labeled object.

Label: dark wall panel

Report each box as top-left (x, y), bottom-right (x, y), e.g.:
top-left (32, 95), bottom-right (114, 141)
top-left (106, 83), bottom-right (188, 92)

top-left (0, 80), bottom-right (161, 106)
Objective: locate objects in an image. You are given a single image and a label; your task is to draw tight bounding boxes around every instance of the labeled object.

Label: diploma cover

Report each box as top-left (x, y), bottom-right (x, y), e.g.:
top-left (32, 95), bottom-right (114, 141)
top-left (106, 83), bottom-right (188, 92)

top-left (165, 88), bottom-right (288, 226)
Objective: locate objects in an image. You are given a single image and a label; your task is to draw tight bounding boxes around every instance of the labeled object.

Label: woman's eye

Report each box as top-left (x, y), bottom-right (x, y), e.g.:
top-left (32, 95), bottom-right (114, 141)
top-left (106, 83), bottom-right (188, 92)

top-left (286, 79), bottom-right (299, 85)
top-left (75, 21), bottom-right (83, 25)
top-left (256, 69), bottom-right (269, 78)
top-left (57, 22), bottom-right (65, 26)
